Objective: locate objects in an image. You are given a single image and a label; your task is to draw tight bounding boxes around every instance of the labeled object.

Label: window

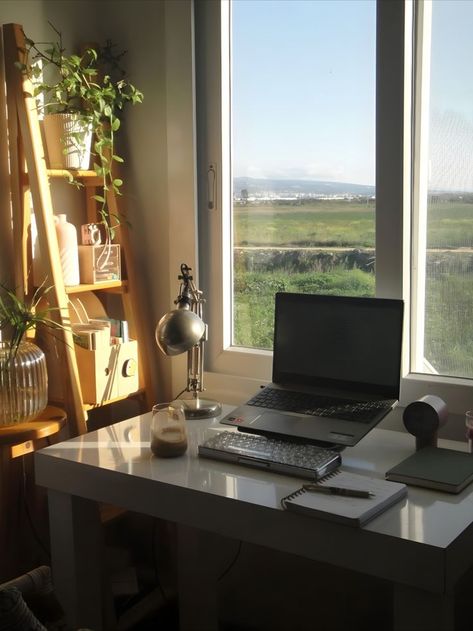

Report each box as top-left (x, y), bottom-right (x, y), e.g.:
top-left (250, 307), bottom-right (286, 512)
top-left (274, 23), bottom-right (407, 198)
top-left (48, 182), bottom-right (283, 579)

top-left (231, 0), bottom-right (376, 351)
top-left (196, 0), bottom-right (473, 413)
top-left (412, 0), bottom-right (473, 381)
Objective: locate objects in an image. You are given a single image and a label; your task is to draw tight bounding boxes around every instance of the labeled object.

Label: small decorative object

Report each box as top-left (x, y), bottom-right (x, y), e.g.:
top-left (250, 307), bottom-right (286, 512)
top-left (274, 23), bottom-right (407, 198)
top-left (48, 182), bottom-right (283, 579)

top-left (54, 214), bottom-right (80, 286)
top-left (150, 402), bottom-right (188, 458)
top-left (403, 395), bottom-right (448, 450)
top-left (81, 223), bottom-right (103, 246)
top-left (78, 244), bottom-right (121, 284)
top-left (155, 263), bottom-right (222, 419)
top-left (17, 24), bottom-right (144, 239)
top-left (0, 284), bottom-right (62, 426)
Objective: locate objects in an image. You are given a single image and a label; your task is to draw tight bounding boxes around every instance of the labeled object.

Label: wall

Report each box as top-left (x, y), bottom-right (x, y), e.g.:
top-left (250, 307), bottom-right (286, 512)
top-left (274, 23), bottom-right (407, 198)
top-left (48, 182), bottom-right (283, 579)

top-left (0, 0), bottom-right (197, 401)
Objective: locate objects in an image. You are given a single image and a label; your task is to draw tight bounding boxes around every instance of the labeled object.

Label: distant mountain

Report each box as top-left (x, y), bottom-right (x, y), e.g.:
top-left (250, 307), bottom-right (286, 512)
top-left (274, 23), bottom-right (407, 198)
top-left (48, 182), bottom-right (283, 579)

top-left (234, 176), bottom-right (375, 197)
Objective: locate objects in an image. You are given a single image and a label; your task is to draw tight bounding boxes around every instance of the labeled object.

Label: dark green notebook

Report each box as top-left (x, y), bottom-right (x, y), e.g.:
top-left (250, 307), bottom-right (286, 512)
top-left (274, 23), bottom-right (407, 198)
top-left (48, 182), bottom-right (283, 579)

top-left (386, 447), bottom-right (473, 494)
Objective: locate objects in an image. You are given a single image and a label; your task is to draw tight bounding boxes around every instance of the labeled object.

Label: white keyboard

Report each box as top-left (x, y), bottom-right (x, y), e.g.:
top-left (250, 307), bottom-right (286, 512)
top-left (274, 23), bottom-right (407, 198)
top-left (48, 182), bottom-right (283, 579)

top-left (198, 431), bottom-right (341, 480)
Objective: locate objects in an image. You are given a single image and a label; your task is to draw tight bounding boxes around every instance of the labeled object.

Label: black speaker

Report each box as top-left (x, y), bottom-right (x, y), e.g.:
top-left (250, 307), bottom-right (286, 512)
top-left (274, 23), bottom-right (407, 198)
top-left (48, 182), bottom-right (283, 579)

top-left (403, 395), bottom-right (448, 450)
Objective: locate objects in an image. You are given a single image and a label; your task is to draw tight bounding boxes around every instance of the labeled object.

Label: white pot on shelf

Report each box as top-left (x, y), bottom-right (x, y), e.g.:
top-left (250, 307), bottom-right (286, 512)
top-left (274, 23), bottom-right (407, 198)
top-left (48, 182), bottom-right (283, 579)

top-left (55, 213), bottom-right (80, 286)
top-left (42, 113), bottom-right (93, 170)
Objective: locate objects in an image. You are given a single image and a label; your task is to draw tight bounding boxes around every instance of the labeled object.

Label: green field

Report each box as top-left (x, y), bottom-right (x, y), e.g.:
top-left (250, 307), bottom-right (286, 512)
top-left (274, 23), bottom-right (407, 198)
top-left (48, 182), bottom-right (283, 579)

top-left (233, 198), bottom-right (473, 378)
top-left (234, 199), bottom-right (473, 248)
top-left (235, 268), bottom-right (375, 349)
top-left (234, 201), bottom-right (375, 247)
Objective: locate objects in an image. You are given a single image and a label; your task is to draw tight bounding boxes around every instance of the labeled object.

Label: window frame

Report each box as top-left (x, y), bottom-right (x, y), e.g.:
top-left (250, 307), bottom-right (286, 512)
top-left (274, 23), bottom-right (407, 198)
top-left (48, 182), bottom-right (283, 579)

top-left (195, 0), bottom-right (473, 414)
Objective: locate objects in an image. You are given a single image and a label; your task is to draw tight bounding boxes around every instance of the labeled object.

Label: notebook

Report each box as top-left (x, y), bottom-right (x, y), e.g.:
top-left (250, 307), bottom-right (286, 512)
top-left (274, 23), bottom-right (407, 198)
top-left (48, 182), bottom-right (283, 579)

top-left (281, 470), bottom-right (407, 527)
top-left (221, 292), bottom-right (404, 448)
top-left (385, 447), bottom-right (473, 493)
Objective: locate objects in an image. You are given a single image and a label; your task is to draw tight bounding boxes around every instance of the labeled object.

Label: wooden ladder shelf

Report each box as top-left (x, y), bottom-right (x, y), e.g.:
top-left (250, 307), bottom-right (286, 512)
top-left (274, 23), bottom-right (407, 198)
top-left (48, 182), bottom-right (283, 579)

top-left (2, 23), bottom-right (154, 435)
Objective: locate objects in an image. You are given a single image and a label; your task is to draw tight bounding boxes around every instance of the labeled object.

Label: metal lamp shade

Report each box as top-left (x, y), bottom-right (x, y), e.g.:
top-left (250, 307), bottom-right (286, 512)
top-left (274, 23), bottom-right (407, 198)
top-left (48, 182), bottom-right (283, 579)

top-left (155, 308), bottom-right (205, 356)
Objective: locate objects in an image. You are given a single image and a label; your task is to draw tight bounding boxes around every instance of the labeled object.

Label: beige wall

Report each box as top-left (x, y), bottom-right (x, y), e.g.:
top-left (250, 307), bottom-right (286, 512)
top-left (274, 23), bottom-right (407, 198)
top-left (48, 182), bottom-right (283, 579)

top-left (0, 0), bottom-right (197, 401)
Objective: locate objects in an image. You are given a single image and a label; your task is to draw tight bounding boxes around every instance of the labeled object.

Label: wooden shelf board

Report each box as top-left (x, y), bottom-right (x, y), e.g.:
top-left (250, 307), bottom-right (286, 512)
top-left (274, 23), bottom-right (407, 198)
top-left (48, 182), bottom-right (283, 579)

top-left (0, 405), bottom-right (67, 448)
top-left (65, 280), bottom-right (127, 294)
top-left (46, 168), bottom-right (98, 179)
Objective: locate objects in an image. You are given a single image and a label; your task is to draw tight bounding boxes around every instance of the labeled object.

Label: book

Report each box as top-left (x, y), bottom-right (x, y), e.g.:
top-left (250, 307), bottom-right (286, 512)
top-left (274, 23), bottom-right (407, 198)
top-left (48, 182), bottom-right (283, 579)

top-left (281, 470), bottom-right (407, 527)
top-left (385, 446), bottom-right (473, 494)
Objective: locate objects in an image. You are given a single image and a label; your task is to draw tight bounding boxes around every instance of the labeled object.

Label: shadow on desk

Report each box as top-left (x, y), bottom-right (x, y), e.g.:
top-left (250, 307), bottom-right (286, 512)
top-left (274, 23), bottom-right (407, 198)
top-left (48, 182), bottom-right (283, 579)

top-left (217, 543), bottom-right (392, 631)
top-left (106, 514), bottom-right (391, 631)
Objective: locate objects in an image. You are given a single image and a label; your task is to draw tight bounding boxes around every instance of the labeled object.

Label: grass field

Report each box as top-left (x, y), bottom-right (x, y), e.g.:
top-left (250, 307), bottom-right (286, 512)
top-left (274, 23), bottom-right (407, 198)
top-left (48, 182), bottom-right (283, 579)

top-left (235, 268), bottom-right (375, 349)
top-left (234, 199), bottom-right (473, 248)
top-left (234, 201), bottom-right (375, 247)
top-left (233, 198), bottom-right (473, 377)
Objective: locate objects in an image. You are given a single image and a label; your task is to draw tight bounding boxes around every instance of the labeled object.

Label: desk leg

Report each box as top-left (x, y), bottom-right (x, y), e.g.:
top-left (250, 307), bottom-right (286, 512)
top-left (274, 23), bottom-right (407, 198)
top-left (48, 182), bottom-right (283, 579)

top-left (47, 490), bottom-right (115, 630)
top-left (177, 524), bottom-right (220, 631)
top-left (393, 584), bottom-right (455, 631)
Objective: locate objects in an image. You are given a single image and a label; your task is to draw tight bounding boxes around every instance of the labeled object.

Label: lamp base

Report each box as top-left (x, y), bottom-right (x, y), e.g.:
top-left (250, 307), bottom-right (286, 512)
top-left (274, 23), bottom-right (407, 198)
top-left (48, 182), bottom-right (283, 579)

top-left (177, 396), bottom-right (222, 420)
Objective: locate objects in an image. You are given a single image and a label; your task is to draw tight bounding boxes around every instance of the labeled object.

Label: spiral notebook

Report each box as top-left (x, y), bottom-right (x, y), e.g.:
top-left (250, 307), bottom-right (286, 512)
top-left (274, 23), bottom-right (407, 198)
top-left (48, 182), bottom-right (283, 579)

top-left (281, 470), bottom-right (407, 527)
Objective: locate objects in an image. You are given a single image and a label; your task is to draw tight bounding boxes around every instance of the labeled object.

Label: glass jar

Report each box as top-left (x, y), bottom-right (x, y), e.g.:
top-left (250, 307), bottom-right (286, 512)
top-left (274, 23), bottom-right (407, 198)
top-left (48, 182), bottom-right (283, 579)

top-left (150, 402), bottom-right (188, 457)
top-left (0, 340), bottom-right (48, 426)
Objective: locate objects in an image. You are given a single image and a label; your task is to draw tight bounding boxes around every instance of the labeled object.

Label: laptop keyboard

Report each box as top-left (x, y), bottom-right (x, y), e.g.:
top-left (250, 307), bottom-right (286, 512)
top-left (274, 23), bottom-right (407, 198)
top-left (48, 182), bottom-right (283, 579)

top-left (247, 388), bottom-right (393, 423)
top-left (198, 430), bottom-right (341, 480)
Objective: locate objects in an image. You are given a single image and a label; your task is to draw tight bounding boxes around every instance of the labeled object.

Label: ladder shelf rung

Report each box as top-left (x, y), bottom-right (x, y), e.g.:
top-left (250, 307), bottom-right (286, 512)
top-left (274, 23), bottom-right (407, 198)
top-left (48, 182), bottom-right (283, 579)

top-left (65, 281), bottom-right (128, 295)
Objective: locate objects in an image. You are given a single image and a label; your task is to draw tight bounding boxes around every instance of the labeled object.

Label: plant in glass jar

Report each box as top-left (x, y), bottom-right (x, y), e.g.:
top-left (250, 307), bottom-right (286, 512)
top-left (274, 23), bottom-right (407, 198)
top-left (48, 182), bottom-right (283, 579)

top-left (16, 23), bottom-right (144, 240)
top-left (0, 283), bottom-right (64, 425)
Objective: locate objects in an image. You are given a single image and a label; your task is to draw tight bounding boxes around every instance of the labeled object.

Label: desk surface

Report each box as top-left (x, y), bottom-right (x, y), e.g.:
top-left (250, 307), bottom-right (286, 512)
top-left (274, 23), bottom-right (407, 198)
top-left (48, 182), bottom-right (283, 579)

top-left (35, 406), bottom-right (473, 595)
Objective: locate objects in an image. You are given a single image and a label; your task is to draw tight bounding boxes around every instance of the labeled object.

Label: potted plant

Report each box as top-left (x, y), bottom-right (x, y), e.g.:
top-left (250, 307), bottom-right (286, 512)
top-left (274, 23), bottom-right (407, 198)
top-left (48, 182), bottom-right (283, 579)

top-left (0, 283), bottom-right (64, 425)
top-left (16, 24), bottom-right (144, 239)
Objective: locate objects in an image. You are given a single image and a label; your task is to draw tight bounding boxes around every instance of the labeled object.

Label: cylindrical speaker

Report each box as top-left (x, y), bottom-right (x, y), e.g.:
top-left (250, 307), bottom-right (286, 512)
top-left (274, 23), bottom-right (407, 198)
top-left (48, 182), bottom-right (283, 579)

top-left (403, 395), bottom-right (448, 450)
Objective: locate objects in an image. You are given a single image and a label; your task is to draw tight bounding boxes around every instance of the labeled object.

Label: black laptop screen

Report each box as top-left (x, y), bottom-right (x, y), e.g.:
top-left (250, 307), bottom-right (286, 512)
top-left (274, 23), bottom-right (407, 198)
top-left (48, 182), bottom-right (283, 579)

top-left (272, 293), bottom-right (404, 397)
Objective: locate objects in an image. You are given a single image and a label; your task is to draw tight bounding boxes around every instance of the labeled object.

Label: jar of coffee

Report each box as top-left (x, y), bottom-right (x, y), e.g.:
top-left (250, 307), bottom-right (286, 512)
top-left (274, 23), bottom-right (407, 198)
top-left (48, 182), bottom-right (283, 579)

top-left (150, 402), bottom-right (188, 458)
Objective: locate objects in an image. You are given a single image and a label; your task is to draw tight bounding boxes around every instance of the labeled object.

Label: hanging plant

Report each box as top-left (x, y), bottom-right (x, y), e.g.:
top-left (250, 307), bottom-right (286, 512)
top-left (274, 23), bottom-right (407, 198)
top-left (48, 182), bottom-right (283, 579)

top-left (16, 23), bottom-right (144, 239)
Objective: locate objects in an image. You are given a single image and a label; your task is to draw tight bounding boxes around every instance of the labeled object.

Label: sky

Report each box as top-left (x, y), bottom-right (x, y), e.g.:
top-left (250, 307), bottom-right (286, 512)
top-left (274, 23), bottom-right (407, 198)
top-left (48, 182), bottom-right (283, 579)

top-left (232, 0), bottom-right (376, 186)
top-left (232, 0), bottom-right (473, 191)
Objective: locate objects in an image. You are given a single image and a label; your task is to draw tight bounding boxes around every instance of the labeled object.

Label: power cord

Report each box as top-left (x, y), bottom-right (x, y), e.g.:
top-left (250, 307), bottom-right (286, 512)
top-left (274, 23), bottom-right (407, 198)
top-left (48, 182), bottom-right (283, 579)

top-left (152, 518), bottom-right (168, 604)
top-left (218, 540), bottom-right (243, 582)
top-left (172, 387), bottom-right (187, 401)
top-left (21, 457), bottom-right (51, 561)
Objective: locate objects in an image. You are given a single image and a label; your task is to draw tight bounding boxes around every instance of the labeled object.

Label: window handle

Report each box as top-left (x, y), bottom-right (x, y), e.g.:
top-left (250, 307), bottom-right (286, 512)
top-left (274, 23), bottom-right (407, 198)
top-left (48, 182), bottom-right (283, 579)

top-left (207, 163), bottom-right (216, 210)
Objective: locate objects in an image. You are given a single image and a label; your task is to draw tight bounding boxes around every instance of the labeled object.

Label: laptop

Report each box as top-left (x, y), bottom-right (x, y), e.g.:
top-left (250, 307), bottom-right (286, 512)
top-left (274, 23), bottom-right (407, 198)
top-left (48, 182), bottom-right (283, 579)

top-left (221, 292), bottom-right (404, 448)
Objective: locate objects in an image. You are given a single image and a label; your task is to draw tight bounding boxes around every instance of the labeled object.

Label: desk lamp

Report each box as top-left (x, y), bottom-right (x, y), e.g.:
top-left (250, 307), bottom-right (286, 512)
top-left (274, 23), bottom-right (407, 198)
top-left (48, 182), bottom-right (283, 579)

top-left (155, 263), bottom-right (221, 419)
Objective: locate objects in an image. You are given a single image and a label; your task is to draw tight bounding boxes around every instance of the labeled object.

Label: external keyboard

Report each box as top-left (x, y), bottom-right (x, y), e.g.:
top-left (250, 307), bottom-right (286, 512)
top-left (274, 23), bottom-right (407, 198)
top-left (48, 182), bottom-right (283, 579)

top-left (247, 388), bottom-right (393, 423)
top-left (198, 430), bottom-right (341, 480)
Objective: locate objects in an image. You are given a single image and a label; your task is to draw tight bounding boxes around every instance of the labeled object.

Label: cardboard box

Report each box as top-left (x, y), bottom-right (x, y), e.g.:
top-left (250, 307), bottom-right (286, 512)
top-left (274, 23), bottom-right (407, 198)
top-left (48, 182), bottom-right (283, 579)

top-left (78, 244), bottom-right (121, 284)
top-left (75, 339), bottom-right (139, 404)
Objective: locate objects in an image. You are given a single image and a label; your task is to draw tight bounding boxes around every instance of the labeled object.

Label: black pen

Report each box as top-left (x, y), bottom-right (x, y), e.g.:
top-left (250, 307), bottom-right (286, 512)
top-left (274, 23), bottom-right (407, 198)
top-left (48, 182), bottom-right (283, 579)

top-left (303, 484), bottom-right (375, 498)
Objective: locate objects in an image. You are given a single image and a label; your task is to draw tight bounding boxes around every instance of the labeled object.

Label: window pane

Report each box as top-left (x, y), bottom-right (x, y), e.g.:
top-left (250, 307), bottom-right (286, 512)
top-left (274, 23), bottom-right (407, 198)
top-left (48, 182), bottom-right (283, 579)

top-left (231, 0), bottom-right (376, 350)
top-left (416, 1), bottom-right (473, 379)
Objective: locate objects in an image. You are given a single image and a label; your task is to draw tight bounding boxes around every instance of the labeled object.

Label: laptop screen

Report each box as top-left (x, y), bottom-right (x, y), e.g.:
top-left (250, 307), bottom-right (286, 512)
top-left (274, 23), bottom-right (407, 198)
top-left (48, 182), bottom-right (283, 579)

top-left (272, 293), bottom-right (404, 398)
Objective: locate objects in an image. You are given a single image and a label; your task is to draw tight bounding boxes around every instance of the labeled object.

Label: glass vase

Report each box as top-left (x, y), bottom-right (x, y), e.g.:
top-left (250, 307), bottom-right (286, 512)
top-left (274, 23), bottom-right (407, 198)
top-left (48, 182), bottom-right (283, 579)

top-left (0, 341), bottom-right (48, 426)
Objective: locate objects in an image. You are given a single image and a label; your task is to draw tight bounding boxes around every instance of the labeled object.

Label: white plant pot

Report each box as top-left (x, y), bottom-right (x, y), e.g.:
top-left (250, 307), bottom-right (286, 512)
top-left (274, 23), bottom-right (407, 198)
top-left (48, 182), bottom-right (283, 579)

top-left (42, 113), bottom-right (93, 170)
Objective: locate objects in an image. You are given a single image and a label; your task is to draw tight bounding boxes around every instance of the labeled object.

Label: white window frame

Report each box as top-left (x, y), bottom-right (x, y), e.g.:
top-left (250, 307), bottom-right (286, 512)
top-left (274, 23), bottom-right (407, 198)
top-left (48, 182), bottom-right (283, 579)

top-left (195, 0), bottom-right (473, 414)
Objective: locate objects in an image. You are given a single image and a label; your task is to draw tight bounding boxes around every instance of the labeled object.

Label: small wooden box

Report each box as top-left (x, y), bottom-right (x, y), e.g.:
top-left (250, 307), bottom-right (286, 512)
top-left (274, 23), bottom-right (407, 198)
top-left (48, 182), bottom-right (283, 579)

top-left (75, 340), bottom-right (139, 404)
top-left (78, 245), bottom-right (121, 284)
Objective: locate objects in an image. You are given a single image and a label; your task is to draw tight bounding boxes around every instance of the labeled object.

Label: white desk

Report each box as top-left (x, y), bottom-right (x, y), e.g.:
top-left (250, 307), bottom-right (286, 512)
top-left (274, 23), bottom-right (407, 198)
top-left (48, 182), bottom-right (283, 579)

top-left (35, 407), bottom-right (473, 630)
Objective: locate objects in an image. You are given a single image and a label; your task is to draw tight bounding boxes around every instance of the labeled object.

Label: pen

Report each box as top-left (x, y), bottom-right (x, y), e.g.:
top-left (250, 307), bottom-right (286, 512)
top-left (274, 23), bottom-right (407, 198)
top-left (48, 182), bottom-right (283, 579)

top-left (303, 484), bottom-right (375, 498)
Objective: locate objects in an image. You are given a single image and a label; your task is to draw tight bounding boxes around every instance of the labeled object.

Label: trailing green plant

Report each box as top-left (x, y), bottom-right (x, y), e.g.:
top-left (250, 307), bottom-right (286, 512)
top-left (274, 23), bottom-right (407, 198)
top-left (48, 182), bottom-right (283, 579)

top-left (0, 282), bottom-right (66, 359)
top-left (16, 23), bottom-right (143, 238)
